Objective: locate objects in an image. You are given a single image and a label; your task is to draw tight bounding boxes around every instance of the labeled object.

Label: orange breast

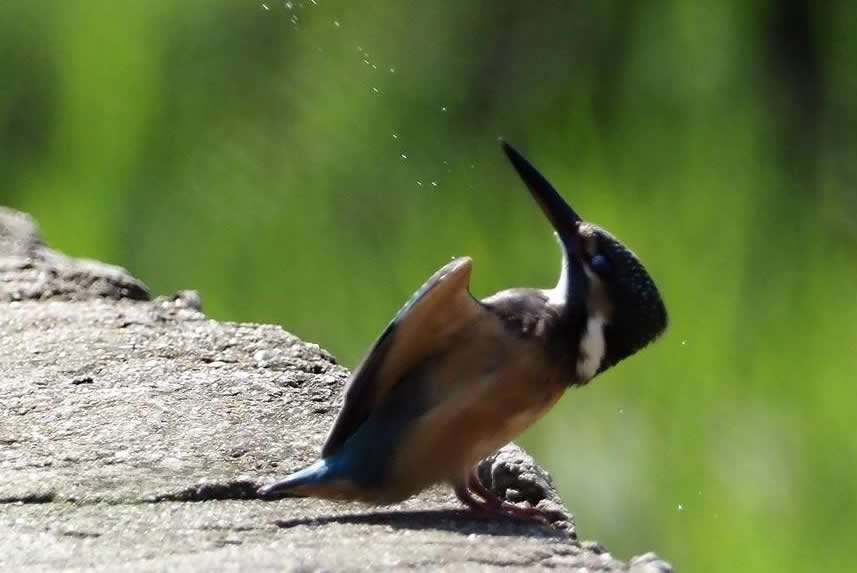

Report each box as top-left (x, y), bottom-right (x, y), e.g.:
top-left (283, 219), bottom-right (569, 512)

top-left (388, 319), bottom-right (567, 493)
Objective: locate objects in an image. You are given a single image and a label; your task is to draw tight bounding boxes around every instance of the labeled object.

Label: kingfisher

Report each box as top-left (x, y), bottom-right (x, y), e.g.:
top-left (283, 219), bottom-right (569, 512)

top-left (259, 141), bottom-right (667, 519)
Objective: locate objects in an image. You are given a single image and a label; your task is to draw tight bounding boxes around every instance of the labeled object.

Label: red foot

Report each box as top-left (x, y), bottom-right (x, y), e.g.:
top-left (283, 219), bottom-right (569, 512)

top-left (453, 469), bottom-right (551, 522)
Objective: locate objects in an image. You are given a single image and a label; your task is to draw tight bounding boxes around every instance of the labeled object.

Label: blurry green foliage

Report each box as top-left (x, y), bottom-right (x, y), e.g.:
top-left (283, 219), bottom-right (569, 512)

top-left (2, 2), bottom-right (856, 571)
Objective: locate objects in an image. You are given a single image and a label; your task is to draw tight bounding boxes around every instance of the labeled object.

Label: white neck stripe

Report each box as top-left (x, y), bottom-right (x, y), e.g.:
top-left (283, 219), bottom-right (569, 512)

top-left (577, 314), bottom-right (606, 381)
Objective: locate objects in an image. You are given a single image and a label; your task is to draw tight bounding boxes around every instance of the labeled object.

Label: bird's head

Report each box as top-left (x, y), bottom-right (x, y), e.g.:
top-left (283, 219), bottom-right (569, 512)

top-left (502, 141), bottom-right (667, 380)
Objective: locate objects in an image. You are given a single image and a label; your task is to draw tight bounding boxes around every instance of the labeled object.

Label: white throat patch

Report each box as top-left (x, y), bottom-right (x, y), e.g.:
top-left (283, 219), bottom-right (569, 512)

top-left (545, 252), bottom-right (569, 306)
top-left (577, 314), bottom-right (606, 381)
top-left (543, 248), bottom-right (609, 380)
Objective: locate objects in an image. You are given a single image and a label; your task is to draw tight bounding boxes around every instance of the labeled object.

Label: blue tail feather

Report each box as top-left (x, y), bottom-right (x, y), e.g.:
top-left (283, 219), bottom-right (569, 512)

top-left (258, 458), bottom-right (338, 498)
top-left (258, 377), bottom-right (428, 501)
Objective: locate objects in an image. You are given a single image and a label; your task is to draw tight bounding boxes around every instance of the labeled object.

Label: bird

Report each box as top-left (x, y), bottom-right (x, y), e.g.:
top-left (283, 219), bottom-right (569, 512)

top-left (258, 140), bottom-right (668, 519)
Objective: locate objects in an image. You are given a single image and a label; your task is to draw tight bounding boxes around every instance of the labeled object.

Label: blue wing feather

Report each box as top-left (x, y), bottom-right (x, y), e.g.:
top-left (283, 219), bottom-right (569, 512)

top-left (321, 257), bottom-right (480, 457)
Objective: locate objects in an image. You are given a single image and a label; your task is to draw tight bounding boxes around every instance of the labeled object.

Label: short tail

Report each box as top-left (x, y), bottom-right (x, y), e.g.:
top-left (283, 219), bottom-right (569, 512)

top-left (258, 459), bottom-right (334, 498)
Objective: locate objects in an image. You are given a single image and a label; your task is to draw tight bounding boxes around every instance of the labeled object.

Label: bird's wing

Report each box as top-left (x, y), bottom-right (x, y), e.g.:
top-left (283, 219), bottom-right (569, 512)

top-left (322, 257), bottom-right (486, 457)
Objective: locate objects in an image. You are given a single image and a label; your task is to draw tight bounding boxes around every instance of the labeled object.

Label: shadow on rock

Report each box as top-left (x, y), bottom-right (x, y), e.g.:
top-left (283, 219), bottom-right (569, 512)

top-left (273, 508), bottom-right (571, 538)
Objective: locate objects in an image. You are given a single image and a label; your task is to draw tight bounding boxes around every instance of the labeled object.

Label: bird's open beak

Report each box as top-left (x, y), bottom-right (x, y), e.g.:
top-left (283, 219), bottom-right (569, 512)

top-left (501, 140), bottom-right (582, 255)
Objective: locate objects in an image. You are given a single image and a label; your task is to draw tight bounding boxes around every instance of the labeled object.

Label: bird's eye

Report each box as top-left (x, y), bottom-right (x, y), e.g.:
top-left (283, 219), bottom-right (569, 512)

top-left (590, 253), bottom-right (611, 276)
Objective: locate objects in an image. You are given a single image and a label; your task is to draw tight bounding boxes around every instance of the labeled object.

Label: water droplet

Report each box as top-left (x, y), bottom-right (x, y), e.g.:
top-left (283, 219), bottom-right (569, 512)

top-left (400, 153), bottom-right (408, 159)
top-left (333, 20), bottom-right (340, 27)
top-left (681, 340), bottom-right (687, 346)
top-left (618, 408), bottom-right (624, 415)
top-left (677, 504), bottom-right (684, 511)
top-left (389, 67), bottom-right (396, 73)
top-left (284, 0), bottom-right (293, 8)
top-left (441, 106), bottom-right (447, 112)
top-left (392, 133), bottom-right (398, 139)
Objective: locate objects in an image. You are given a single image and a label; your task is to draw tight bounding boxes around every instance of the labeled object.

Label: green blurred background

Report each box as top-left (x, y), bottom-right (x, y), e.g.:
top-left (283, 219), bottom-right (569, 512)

top-left (2, 1), bottom-right (856, 570)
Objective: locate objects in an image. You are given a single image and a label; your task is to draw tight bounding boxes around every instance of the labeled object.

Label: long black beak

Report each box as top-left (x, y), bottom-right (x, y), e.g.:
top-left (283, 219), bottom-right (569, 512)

top-left (502, 140), bottom-right (588, 311)
top-left (501, 140), bottom-right (582, 251)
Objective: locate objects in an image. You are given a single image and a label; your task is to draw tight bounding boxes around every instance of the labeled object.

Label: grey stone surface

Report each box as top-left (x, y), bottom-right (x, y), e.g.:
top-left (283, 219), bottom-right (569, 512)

top-left (0, 207), bottom-right (149, 302)
top-left (0, 207), bottom-right (673, 572)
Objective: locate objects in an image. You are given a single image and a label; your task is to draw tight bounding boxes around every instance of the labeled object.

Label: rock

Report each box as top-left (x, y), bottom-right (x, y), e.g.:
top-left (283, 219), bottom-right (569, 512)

top-left (0, 207), bottom-right (672, 572)
top-left (0, 207), bottom-right (149, 302)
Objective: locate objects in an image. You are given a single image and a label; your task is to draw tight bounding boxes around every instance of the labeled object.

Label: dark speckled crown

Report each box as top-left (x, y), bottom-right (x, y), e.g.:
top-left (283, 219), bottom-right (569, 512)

top-left (589, 225), bottom-right (667, 373)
